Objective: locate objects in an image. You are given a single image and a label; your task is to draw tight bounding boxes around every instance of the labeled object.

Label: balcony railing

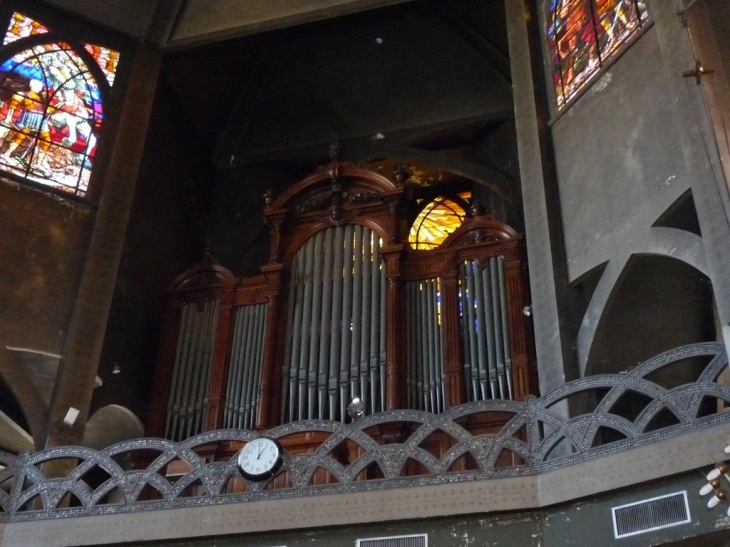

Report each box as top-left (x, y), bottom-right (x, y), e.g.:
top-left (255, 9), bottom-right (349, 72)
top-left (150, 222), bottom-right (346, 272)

top-left (0, 342), bottom-right (728, 521)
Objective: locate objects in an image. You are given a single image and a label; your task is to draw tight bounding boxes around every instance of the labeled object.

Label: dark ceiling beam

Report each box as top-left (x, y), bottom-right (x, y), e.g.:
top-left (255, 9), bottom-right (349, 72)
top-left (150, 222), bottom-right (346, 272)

top-left (145, 0), bottom-right (186, 46)
top-left (429, 2), bottom-right (512, 84)
top-left (229, 109), bottom-right (515, 167)
top-left (165, 0), bottom-right (418, 50)
top-left (212, 34), bottom-right (291, 169)
top-left (229, 130), bottom-right (520, 203)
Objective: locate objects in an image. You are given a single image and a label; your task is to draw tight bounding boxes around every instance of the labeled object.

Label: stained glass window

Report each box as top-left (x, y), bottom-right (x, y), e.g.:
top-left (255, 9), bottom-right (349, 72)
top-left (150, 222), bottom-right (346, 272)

top-left (409, 193), bottom-right (471, 250)
top-left (548, 0), bottom-right (649, 109)
top-left (3, 12), bottom-right (47, 44)
top-left (0, 13), bottom-right (119, 196)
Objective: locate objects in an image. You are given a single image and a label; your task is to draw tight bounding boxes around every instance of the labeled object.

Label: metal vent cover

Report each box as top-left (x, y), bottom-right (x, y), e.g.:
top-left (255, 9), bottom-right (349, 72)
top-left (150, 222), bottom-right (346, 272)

top-left (357, 533), bottom-right (427, 547)
top-left (612, 491), bottom-right (690, 539)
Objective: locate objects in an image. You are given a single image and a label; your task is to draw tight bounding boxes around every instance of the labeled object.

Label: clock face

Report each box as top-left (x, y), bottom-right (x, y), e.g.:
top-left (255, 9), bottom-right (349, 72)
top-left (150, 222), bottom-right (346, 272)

top-left (237, 437), bottom-right (283, 481)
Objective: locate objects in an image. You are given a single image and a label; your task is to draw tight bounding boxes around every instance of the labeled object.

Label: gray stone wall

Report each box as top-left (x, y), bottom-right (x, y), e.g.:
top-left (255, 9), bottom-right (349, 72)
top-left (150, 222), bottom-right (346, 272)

top-left (533, 0), bottom-right (730, 379)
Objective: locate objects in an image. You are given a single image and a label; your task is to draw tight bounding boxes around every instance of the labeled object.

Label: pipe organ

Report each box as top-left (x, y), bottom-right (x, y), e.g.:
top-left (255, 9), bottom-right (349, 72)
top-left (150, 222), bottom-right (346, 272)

top-left (148, 161), bottom-right (536, 439)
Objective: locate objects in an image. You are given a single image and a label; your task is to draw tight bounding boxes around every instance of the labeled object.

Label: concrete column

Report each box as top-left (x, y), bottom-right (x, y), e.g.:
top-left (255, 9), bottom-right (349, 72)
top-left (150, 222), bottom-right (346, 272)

top-left (504, 0), bottom-right (578, 394)
top-left (44, 44), bottom-right (162, 448)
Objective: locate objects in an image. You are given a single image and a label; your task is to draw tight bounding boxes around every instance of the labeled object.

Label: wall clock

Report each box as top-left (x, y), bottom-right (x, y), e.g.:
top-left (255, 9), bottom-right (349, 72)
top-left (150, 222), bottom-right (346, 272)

top-left (237, 437), bottom-right (284, 481)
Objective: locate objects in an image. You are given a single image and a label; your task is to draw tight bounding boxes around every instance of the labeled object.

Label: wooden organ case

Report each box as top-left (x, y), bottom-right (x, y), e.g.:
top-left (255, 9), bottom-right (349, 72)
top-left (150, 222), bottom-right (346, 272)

top-left (148, 161), bottom-right (536, 453)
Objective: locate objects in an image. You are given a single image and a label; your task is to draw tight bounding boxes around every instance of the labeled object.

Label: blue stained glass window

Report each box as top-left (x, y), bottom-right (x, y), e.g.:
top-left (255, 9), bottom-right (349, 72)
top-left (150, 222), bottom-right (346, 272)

top-left (548, 0), bottom-right (649, 109)
top-left (0, 13), bottom-right (119, 197)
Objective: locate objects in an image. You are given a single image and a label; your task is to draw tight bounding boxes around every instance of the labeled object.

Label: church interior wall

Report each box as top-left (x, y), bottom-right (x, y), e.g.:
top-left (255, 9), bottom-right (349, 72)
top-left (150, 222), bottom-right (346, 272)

top-left (2, 1), bottom-right (730, 545)
top-left (545, 0), bottom-right (730, 378)
top-left (0, 180), bottom-right (93, 433)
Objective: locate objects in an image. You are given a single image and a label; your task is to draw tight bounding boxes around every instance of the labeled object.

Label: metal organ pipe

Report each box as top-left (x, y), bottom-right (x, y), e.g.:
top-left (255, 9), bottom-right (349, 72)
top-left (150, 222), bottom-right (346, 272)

top-left (405, 283), bottom-right (415, 409)
top-left (189, 300), bottom-right (215, 438)
top-left (223, 305), bottom-right (242, 428)
top-left (459, 256), bottom-right (513, 403)
top-left (416, 282), bottom-right (427, 410)
top-left (223, 303), bottom-right (268, 430)
top-left (433, 279), bottom-right (444, 410)
top-left (282, 225), bottom-right (386, 422)
top-left (243, 304), bottom-right (260, 429)
top-left (165, 303), bottom-right (193, 439)
top-left (361, 228), bottom-right (373, 410)
top-left (250, 304), bottom-right (267, 428)
top-left (405, 279), bottom-right (445, 414)
top-left (468, 262), bottom-right (486, 400)
top-left (480, 261), bottom-right (498, 400)
top-left (425, 281), bottom-right (436, 412)
top-left (298, 235), bottom-right (315, 421)
top-left (490, 257), bottom-right (506, 399)
top-left (164, 299), bottom-right (219, 441)
top-left (237, 306), bottom-right (254, 428)
top-left (350, 226), bottom-right (363, 403)
top-left (365, 232), bottom-right (383, 411)
top-left (378, 249), bottom-right (386, 412)
top-left (176, 301), bottom-right (204, 440)
top-left (327, 227), bottom-right (344, 419)
top-left (318, 228), bottom-right (335, 420)
top-left (459, 263), bottom-right (478, 401)
top-left (196, 301), bottom-right (218, 435)
top-left (285, 245), bottom-right (305, 423)
top-left (498, 260), bottom-right (513, 399)
top-left (339, 224), bottom-right (354, 421)
top-left (308, 231), bottom-right (325, 419)
top-left (225, 306), bottom-right (251, 428)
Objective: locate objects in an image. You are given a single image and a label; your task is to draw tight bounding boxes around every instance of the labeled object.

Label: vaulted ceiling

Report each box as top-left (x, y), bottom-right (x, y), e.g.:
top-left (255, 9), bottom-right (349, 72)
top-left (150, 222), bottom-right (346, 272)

top-left (162, 0), bottom-right (513, 174)
top-left (39, 0), bottom-right (514, 176)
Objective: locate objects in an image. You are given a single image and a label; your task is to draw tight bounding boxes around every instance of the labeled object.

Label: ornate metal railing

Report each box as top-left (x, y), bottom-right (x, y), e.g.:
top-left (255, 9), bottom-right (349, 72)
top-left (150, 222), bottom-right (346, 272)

top-left (0, 343), bottom-right (728, 521)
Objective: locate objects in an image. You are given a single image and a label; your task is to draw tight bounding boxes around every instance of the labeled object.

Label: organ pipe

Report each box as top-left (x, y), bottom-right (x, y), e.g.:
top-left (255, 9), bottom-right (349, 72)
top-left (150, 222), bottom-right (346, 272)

top-left (405, 279), bottom-right (445, 413)
top-left (282, 225), bottom-right (386, 422)
top-left (223, 303), bottom-right (268, 430)
top-left (164, 299), bottom-right (219, 441)
top-left (459, 257), bottom-right (513, 402)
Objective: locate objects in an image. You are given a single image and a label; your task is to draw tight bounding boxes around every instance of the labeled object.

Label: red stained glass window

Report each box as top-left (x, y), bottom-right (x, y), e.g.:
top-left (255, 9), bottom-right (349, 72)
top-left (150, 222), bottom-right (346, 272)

top-left (548, 0), bottom-right (649, 109)
top-left (0, 13), bottom-right (119, 197)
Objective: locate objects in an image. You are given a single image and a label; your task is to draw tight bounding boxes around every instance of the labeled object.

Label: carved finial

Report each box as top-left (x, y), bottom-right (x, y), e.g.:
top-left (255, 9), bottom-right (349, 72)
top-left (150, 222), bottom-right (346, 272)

top-left (202, 245), bottom-right (215, 262)
top-left (469, 200), bottom-right (486, 217)
top-left (330, 179), bottom-right (344, 223)
top-left (393, 164), bottom-right (410, 186)
top-left (329, 141), bottom-right (342, 161)
top-left (264, 188), bottom-right (275, 206)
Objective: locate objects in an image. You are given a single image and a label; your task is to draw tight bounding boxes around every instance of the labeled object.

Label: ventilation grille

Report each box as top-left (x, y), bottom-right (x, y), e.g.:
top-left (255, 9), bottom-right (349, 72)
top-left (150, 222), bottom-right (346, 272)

top-left (612, 491), bottom-right (690, 539)
top-left (357, 533), bottom-right (427, 547)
